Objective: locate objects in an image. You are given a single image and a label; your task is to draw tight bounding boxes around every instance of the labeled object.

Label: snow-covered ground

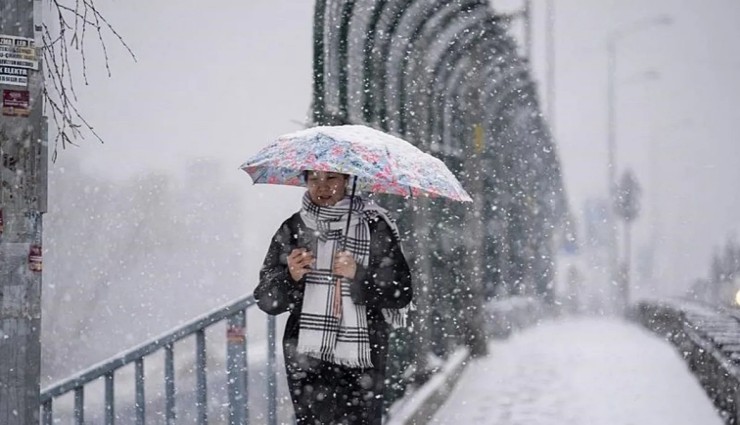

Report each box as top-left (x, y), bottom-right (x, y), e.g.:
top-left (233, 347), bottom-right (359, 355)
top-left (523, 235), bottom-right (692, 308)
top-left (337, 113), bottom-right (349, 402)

top-left (431, 317), bottom-right (722, 425)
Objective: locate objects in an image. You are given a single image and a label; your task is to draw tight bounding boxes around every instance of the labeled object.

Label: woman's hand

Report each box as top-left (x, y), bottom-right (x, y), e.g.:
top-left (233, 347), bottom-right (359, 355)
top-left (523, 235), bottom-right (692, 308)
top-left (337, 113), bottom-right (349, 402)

top-left (287, 248), bottom-right (314, 282)
top-left (333, 251), bottom-right (357, 279)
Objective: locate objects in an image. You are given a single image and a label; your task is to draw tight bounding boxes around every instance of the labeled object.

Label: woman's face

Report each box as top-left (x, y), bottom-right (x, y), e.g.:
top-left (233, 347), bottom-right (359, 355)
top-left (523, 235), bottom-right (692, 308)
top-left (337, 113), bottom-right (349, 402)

top-left (306, 171), bottom-right (348, 207)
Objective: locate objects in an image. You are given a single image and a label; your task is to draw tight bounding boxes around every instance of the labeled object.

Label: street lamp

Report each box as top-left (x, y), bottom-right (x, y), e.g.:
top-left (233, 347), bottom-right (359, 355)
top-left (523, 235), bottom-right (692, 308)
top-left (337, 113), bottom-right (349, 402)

top-left (607, 15), bottom-right (672, 197)
top-left (605, 14), bottom-right (672, 310)
top-left (613, 70), bottom-right (658, 307)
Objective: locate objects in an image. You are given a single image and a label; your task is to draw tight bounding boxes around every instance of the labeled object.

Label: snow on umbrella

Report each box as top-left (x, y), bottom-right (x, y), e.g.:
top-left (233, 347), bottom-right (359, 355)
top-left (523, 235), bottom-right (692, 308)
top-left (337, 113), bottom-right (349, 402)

top-left (240, 125), bottom-right (473, 203)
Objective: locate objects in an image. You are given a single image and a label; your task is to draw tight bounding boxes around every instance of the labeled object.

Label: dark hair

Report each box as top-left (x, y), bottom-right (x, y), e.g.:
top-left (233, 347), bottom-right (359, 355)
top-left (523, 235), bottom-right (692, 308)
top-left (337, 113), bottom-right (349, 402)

top-left (302, 170), bottom-right (350, 183)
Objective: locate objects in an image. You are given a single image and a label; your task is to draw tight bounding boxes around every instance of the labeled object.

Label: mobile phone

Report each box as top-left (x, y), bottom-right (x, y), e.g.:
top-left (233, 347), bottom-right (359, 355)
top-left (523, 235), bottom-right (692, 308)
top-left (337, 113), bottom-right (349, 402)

top-left (297, 228), bottom-right (317, 253)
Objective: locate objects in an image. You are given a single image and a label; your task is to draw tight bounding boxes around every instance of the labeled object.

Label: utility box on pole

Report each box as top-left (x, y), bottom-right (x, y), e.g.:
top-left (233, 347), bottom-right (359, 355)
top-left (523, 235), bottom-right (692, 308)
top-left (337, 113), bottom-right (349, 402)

top-left (0, 1), bottom-right (47, 424)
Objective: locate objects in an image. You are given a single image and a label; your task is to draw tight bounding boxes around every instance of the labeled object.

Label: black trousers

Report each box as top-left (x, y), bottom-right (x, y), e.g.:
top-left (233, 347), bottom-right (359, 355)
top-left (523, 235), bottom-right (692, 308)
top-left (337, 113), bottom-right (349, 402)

top-left (284, 342), bottom-right (385, 425)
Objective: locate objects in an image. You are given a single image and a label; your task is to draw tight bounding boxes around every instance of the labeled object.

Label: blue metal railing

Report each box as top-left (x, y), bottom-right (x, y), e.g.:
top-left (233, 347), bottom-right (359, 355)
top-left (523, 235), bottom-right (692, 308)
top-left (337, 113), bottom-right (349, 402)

top-left (39, 294), bottom-right (279, 425)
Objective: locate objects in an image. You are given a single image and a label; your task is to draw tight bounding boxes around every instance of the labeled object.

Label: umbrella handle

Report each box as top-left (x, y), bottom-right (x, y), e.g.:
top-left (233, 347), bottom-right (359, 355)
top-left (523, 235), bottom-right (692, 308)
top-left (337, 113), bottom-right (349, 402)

top-left (341, 176), bottom-right (358, 251)
top-left (333, 278), bottom-right (343, 319)
top-left (334, 175), bottom-right (357, 319)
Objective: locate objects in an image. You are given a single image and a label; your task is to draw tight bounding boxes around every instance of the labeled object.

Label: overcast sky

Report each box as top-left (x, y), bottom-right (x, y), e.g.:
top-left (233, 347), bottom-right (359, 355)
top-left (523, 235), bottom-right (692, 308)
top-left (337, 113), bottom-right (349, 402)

top-left (55, 0), bottom-right (740, 297)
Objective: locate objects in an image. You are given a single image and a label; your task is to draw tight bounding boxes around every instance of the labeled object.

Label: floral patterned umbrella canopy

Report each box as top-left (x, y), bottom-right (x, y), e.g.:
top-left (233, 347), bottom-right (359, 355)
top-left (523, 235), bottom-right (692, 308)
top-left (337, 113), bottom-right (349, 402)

top-left (240, 125), bottom-right (472, 202)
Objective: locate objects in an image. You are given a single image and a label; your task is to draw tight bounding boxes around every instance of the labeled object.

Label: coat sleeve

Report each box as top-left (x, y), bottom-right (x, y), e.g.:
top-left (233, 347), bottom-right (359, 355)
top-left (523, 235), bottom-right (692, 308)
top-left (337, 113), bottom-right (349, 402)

top-left (351, 217), bottom-right (413, 309)
top-left (253, 217), bottom-right (305, 315)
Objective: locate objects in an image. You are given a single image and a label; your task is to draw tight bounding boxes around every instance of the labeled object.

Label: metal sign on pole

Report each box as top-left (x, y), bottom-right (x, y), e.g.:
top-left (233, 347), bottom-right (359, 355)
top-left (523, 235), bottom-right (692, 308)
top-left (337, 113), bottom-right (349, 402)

top-left (0, 0), bottom-right (47, 424)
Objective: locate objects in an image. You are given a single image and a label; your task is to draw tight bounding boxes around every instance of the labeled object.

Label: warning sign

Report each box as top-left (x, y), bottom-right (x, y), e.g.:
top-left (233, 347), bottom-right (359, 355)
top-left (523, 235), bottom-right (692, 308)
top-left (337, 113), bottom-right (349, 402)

top-left (2, 89), bottom-right (30, 116)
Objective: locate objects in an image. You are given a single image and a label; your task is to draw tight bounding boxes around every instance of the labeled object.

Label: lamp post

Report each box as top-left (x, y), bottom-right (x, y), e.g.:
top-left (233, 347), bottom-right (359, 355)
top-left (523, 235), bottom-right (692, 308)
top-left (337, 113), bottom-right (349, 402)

top-left (646, 119), bottom-right (691, 295)
top-left (605, 14), bottom-right (671, 311)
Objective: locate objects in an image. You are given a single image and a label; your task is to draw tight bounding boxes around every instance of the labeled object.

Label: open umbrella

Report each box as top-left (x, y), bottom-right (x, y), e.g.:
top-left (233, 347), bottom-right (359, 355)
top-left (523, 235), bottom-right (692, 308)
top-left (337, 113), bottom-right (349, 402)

top-left (242, 124), bottom-right (469, 318)
top-left (240, 125), bottom-right (473, 203)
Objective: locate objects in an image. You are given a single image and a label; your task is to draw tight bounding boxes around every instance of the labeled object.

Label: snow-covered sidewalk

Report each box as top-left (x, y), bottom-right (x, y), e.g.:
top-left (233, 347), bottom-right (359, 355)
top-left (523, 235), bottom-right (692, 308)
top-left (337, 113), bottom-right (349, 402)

top-left (431, 317), bottom-right (722, 425)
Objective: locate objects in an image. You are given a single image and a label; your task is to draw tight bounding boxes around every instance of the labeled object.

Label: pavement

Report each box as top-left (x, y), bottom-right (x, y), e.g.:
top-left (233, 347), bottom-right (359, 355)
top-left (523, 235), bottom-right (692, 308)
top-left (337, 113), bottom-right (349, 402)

top-left (430, 317), bottom-right (723, 425)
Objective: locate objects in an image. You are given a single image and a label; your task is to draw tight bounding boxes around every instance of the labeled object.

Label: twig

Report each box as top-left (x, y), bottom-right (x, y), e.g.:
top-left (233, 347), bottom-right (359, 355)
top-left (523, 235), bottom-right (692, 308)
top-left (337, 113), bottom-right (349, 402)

top-left (42, 0), bottom-right (136, 160)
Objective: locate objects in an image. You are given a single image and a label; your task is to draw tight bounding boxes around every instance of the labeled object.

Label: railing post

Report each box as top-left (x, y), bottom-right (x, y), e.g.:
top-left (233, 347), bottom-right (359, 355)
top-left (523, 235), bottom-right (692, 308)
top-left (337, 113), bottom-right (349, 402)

top-left (41, 399), bottom-right (52, 425)
top-left (735, 382), bottom-right (740, 425)
top-left (267, 315), bottom-right (277, 425)
top-left (105, 372), bottom-right (115, 425)
top-left (74, 387), bottom-right (84, 425)
top-left (196, 329), bottom-right (208, 424)
top-left (227, 310), bottom-right (248, 425)
top-left (165, 343), bottom-right (176, 424)
top-left (135, 358), bottom-right (145, 424)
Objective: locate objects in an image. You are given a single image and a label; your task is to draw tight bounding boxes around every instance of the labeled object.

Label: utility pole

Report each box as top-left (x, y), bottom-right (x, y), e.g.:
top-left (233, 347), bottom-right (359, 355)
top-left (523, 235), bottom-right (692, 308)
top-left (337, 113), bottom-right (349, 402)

top-left (0, 0), bottom-right (47, 424)
top-left (605, 15), bottom-right (671, 312)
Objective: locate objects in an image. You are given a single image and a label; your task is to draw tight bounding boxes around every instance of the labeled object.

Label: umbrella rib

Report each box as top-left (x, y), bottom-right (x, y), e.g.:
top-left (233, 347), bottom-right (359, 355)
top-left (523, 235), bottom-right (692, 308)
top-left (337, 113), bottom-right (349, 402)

top-left (383, 144), bottom-right (405, 196)
top-left (254, 167), bottom-right (268, 183)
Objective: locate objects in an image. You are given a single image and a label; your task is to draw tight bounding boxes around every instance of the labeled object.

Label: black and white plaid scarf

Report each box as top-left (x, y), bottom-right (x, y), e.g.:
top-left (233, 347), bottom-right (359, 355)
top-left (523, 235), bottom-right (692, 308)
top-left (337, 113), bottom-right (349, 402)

top-left (297, 192), bottom-right (408, 368)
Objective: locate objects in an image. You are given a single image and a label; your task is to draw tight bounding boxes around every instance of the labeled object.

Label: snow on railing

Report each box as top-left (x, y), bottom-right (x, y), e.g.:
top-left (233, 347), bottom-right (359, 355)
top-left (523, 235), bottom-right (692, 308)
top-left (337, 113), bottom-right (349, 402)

top-left (633, 298), bottom-right (740, 424)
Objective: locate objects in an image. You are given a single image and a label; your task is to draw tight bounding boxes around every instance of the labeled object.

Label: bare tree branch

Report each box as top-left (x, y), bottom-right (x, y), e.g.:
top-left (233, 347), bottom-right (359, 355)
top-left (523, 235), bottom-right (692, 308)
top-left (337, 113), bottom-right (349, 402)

top-left (42, 0), bottom-right (136, 160)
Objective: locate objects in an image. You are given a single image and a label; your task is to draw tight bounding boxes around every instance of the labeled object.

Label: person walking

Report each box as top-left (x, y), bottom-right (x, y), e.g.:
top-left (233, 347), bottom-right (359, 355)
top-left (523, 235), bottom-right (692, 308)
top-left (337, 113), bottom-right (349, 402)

top-left (254, 170), bottom-right (413, 425)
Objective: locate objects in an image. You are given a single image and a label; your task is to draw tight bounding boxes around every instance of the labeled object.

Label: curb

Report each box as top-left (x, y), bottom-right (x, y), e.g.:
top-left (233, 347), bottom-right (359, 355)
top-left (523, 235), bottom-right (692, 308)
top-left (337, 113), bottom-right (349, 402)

top-left (386, 347), bottom-right (471, 425)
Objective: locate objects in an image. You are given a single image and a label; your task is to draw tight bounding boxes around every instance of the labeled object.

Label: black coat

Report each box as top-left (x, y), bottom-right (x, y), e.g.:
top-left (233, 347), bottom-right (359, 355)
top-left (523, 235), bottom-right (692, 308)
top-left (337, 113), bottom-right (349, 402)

top-left (254, 211), bottom-right (413, 424)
